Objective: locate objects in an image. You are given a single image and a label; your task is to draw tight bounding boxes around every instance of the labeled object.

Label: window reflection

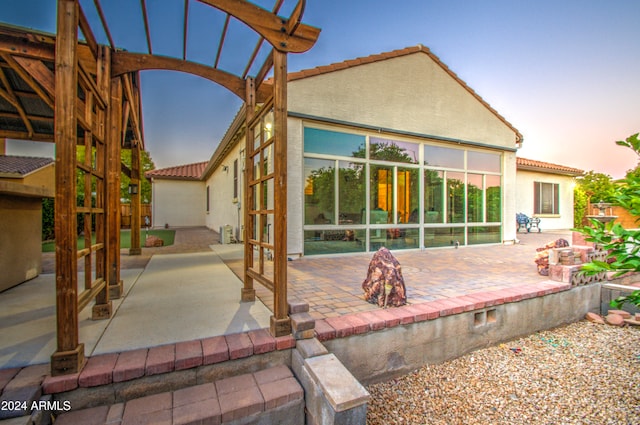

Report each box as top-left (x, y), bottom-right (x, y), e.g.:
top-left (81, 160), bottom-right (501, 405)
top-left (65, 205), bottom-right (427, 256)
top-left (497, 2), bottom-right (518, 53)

top-left (370, 165), bottom-right (393, 224)
top-left (424, 170), bottom-right (444, 223)
top-left (304, 128), bottom-right (365, 157)
top-left (370, 137), bottom-right (419, 164)
top-left (424, 145), bottom-right (464, 169)
top-left (486, 175), bottom-right (501, 222)
top-left (467, 150), bottom-right (500, 172)
top-left (304, 158), bottom-right (335, 225)
top-left (447, 172), bottom-right (465, 223)
top-left (338, 161), bottom-right (365, 224)
top-left (467, 173), bottom-right (483, 223)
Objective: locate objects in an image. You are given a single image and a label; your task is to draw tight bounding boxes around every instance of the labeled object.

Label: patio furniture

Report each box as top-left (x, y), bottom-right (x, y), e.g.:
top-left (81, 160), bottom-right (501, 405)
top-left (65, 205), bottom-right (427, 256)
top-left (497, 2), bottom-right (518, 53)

top-left (516, 213), bottom-right (541, 233)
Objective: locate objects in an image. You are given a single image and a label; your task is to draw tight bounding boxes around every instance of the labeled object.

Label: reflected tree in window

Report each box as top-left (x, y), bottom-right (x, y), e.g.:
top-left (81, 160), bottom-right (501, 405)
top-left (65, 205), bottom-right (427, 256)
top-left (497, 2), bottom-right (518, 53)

top-left (447, 172), bottom-right (465, 223)
top-left (467, 174), bottom-right (483, 223)
top-left (486, 175), bottom-right (501, 222)
top-left (304, 159), bottom-right (335, 225)
top-left (338, 161), bottom-right (365, 224)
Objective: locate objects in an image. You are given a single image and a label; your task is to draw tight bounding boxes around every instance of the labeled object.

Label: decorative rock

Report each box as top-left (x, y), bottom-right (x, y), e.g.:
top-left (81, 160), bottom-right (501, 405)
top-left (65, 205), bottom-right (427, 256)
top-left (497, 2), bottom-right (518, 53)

top-left (623, 318), bottom-right (640, 326)
top-left (585, 312), bottom-right (605, 324)
top-left (605, 313), bottom-right (625, 327)
top-left (145, 236), bottom-right (164, 247)
top-left (362, 247), bottom-right (407, 308)
top-left (607, 309), bottom-right (631, 319)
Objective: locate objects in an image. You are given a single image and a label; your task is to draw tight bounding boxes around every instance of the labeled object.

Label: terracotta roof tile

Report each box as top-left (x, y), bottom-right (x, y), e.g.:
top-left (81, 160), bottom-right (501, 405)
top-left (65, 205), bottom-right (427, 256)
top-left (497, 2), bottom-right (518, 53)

top-left (0, 155), bottom-right (53, 177)
top-left (517, 157), bottom-right (583, 176)
top-left (145, 161), bottom-right (208, 180)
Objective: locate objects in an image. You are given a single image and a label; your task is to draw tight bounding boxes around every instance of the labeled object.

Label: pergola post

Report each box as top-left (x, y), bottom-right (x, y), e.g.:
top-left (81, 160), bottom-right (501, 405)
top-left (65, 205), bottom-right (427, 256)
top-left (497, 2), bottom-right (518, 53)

top-left (107, 76), bottom-right (124, 298)
top-left (242, 78), bottom-right (256, 302)
top-left (129, 141), bottom-right (142, 255)
top-left (91, 44), bottom-right (113, 319)
top-left (51, 0), bottom-right (84, 375)
top-left (270, 50), bottom-right (290, 336)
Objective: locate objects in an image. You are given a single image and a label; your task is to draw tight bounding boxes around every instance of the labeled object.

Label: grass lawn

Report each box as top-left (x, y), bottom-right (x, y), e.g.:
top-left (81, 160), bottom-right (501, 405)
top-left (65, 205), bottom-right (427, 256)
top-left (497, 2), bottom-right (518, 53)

top-left (42, 229), bottom-right (175, 252)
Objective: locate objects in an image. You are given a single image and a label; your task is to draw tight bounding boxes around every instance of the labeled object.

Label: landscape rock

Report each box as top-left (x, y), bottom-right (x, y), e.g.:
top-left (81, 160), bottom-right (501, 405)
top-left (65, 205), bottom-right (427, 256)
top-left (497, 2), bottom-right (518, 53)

top-left (605, 313), bottom-right (625, 327)
top-left (607, 309), bottom-right (631, 319)
top-left (362, 247), bottom-right (407, 308)
top-left (585, 312), bottom-right (605, 324)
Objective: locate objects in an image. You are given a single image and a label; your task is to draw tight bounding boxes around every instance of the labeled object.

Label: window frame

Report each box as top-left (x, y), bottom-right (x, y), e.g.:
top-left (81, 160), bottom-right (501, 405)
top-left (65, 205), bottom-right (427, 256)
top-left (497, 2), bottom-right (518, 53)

top-left (533, 181), bottom-right (559, 215)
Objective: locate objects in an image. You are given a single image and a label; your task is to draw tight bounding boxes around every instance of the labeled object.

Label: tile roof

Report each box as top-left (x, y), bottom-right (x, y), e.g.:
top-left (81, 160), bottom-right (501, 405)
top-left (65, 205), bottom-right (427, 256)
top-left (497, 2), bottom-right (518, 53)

top-left (0, 155), bottom-right (54, 177)
top-left (286, 45), bottom-right (523, 144)
top-left (517, 157), bottom-right (584, 176)
top-left (145, 161), bottom-right (208, 180)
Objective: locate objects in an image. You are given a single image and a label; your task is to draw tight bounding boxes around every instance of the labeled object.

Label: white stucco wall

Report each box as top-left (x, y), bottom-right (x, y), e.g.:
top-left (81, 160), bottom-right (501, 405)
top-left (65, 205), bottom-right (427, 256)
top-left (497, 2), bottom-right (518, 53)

top-left (515, 170), bottom-right (576, 230)
top-left (288, 52), bottom-right (518, 150)
top-left (204, 142), bottom-right (244, 242)
top-left (502, 151), bottom-right (518, 242)
top-left (287, 117), bottom-right (304, 255)
top-left (151, 179), bottom-right (205, 228)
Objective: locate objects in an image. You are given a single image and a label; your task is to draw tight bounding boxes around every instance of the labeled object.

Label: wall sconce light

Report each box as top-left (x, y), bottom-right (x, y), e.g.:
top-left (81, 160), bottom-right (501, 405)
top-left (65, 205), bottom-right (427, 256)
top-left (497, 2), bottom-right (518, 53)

top-left (128, 183), bottom-right (138, 195)
top-left (222, 165), bottom-right (229, 172)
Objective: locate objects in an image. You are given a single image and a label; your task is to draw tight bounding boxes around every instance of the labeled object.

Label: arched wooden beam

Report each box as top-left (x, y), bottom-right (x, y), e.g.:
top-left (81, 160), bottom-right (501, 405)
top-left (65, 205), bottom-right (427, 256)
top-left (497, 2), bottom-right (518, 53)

top-left (111, 51), bottom-right (271, 101)
top-left (197, 0), bottom-right (319, 53)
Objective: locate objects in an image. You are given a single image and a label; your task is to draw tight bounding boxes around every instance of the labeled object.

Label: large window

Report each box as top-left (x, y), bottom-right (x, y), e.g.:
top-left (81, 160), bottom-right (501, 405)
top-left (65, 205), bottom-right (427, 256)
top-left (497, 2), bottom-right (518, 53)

top-left (534, 182), bottom-right (559, 214)
top-left (303, 127), bottom-right (504, 254)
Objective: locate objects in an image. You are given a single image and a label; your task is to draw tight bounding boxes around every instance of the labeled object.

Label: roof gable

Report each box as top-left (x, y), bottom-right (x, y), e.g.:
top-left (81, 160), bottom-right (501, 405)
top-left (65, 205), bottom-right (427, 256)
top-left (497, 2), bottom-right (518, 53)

top-left (287, 45), bottom-right (522, 144)
top-left (145, 162), bottom-right (208, 180)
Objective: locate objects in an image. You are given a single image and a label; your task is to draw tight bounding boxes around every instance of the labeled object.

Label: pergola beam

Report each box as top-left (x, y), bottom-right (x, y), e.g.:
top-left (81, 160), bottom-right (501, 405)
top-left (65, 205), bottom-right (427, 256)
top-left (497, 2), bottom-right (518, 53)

top-left (111, 51), bottom-right (271, 101)
top-left (197, 0), bottom-right (320, 53)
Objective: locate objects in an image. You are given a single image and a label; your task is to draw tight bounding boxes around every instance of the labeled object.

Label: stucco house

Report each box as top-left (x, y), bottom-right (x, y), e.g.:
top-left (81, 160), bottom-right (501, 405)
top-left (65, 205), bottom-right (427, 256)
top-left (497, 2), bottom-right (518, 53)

top-left (515, 157), bottom-right (583, 230)
top-left (146, 161), bottom-right (208, 228)
top-left (0, 154), bottom-right (54, 291)
top-left (147, 45), bottom-right (583, 255)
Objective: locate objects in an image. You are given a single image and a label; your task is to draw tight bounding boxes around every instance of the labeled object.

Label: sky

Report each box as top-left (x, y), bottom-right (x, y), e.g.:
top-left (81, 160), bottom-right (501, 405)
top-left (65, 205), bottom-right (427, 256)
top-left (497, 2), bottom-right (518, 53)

top-left (1, 0), bottom-right (639, 178)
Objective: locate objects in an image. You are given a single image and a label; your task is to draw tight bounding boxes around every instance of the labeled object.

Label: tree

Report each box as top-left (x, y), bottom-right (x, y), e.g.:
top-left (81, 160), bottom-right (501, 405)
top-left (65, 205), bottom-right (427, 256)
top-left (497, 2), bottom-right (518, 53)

top-left (575, 170), bottom-right (616, 204)
top-left (573, 185), bottom-right (588, 227)
top-left (576, 133), bottom-right (640, 278)
top-left (120, 149), bottom-right (155, 203)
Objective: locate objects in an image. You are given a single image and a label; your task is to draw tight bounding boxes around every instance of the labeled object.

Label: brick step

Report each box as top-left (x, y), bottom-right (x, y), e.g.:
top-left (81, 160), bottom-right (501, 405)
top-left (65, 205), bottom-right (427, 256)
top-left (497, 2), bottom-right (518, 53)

top-left (54, 365), bottom-right (303, 425)
top-left (0, 330), bottom-right (297, 423)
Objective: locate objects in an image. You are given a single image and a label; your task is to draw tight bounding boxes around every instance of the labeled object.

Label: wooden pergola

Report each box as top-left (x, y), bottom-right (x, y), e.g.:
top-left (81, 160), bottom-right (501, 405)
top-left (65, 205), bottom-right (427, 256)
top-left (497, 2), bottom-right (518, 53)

top-left (0, 0), bottom-right (319, 376)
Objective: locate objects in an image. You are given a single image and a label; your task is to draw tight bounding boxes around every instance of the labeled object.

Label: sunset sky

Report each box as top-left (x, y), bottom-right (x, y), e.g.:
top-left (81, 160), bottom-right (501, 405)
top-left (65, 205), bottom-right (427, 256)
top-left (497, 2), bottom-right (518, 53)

top-left (2, 0), bottom-right (639, 178)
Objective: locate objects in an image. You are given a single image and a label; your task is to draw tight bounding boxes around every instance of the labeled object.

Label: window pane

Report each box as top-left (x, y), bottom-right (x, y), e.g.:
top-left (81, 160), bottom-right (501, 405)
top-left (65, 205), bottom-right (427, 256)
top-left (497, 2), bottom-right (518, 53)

top-left (385, 228), bottom-right (420, 251)
top-left (486, 175), bottom-right (501, 222)
top-left (424, 170), bottom-right (444, 223)
top-left (468, 226), bottom-right (501, 244)
top-left (304, 229), bottom-right (366, 255)
top-left (370, 165), bottom-right (393, 224)
top-left (397, 167), bottom-right (419, 223)
top-left (447, 172), bottom-right (465, 223)
top-left (338, 161), bottom-right (365, 224)
top-left (468, 151), bottom-right (501, 172)
top-left (424, 226), bottom-right (465, 248)
top-left (304, 128), bottom-right (366, 157)
top-left (304, 158), bottom-right (335, 225)
top-left (467, 173), bottom-right (483, 223)
top-left (424, 145), bottom-right (464, 169)
top-left (370, 137), bottom-right (419, 164)
top-left (541, 182), bottom-right (553, 214)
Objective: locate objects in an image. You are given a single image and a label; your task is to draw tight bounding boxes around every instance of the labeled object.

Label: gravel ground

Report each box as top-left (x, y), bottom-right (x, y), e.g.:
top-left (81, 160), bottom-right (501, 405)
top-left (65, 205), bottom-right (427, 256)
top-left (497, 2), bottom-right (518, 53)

top-left (366, 321), bottom-right (640, 425)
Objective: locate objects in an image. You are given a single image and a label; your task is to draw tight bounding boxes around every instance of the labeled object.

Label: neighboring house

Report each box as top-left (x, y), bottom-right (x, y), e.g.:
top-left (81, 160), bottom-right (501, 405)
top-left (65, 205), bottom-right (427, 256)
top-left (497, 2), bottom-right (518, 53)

top-left (0, 154), bottom-right (54, 291)
top-left (145, 162), bottom-right (208, 228)
top-left (515, 158), bottom-right (583, 230)
top-left (148, 46), bottom-right (583, 256)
